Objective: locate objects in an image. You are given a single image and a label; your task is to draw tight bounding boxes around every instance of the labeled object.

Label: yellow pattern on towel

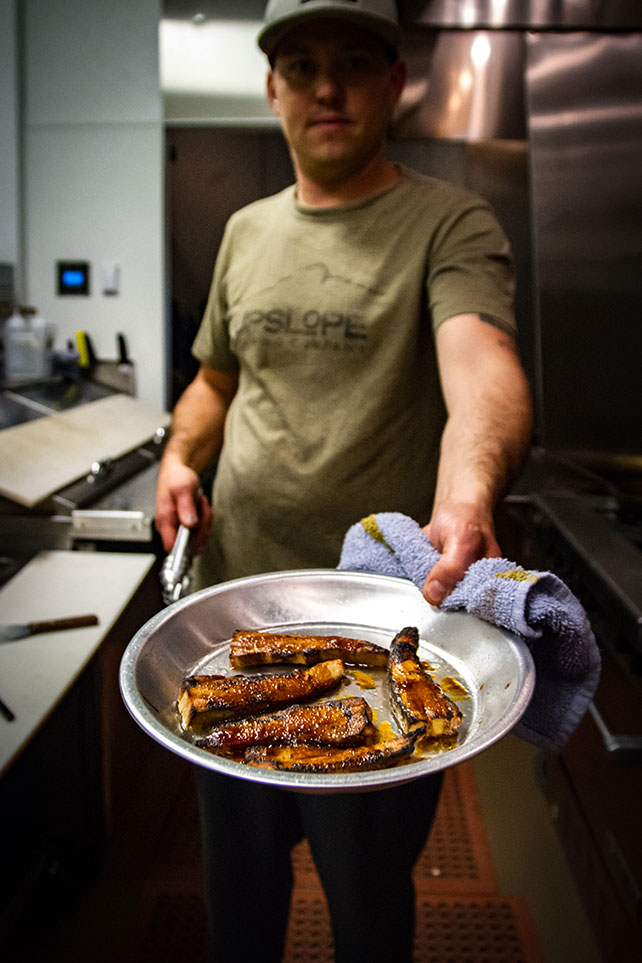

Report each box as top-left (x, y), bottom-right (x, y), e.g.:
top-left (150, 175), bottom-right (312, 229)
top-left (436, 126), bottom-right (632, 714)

top-left (360, 514), bottom-right (394, 553)
top-left (495, 569), bottom-right (540, 584)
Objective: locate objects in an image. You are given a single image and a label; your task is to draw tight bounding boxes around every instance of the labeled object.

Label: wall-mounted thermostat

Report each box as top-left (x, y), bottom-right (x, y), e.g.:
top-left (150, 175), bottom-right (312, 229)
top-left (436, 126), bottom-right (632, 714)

top-left (100, 262), bottom-right (121, 296)
top-left (57, 261), bottom-right (90, 296)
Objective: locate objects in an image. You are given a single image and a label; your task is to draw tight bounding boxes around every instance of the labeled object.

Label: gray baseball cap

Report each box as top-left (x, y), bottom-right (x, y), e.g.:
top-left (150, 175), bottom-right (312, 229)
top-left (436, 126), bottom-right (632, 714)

top-left (258, 0), bottom-right (401, 58)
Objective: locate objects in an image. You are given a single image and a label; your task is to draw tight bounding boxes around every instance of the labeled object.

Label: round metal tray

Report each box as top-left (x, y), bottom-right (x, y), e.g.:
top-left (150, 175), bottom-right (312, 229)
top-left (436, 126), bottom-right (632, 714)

top-left (119, 570), bottom-right (535, 793)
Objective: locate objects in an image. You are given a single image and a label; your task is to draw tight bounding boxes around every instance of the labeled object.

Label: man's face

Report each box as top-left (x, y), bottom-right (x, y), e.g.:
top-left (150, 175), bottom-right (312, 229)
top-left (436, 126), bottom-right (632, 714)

top-left (266, 20), bottom-right (406, 186)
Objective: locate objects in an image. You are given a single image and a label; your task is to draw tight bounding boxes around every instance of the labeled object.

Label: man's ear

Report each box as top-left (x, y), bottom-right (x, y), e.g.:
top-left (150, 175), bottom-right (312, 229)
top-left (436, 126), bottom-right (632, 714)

top-left (266, 71), bottom-right (280, 115)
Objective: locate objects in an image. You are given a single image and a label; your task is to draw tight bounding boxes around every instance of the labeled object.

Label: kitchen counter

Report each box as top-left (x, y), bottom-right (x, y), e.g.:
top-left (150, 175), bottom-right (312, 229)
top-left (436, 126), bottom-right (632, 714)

top-left (0, 393), bottom-right (169, 508)
top-left (0, 548), bottom-right (156, 776)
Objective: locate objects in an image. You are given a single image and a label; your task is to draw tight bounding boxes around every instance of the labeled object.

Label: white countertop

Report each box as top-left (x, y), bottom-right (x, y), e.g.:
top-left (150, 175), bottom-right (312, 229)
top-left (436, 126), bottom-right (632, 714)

top-left (0, 549), bottom-right (156, 776)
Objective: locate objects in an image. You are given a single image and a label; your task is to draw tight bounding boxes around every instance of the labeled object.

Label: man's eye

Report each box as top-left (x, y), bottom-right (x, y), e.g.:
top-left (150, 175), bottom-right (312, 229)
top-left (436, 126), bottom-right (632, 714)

top-left (283, 59), bottom-right (317, 80)
top-left (345, 55), bottom-right (369, 70)
top-left (339, 54), bottom-right (385, 79)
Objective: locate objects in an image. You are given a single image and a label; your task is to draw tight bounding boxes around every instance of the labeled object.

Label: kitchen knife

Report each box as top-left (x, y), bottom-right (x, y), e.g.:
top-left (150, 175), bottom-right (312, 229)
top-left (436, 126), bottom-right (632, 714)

top-left (0, 614), bottom-right (99, 642)
top-left (0, 695), bottom-right (15, 721)
top-left (116, 332), bottom-right (137, 394)
top-left (117, 332), bottom-right (131, 366)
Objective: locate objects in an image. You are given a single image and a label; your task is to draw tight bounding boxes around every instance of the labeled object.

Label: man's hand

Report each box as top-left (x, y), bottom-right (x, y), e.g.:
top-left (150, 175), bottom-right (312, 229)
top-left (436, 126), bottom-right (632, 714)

top-left (421, 502), bottom-right (501, 606)
top-left (154, 364), bottom-right (238, 556)
top-left (155, 453), bottom-right (213, 554)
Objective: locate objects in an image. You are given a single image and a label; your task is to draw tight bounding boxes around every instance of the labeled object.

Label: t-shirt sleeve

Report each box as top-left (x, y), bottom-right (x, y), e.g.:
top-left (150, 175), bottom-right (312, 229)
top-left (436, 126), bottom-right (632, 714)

top-left (191, 225), bottom-right (240, 372)
top-left (427, 198), bottom-right (516, 334)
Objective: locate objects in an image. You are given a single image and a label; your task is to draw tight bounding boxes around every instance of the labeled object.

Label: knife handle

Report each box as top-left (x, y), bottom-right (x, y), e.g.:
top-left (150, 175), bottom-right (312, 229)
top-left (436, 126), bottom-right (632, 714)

top-left (28, 614), bottom-right (99, 635)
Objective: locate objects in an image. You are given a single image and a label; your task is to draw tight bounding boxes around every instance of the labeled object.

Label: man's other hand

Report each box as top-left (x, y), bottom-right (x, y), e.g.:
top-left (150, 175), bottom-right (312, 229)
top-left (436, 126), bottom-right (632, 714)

top-left (421, 502), bottom-right (501, 605)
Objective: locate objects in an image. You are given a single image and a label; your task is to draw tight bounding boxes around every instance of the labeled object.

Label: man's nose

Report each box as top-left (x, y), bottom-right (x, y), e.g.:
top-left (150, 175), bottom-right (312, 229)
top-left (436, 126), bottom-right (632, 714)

top-left (313, 65), bottom-right (344, 100)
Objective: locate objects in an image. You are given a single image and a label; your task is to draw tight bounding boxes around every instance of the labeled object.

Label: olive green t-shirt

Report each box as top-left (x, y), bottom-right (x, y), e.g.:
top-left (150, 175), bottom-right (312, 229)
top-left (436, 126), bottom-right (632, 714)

top-left (191, 166), bottom-right (515, 586)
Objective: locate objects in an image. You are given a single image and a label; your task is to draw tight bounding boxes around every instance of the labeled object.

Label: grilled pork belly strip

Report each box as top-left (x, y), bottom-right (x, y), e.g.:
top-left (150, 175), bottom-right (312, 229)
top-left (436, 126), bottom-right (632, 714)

top-left (387, 626), bottom-right (463, 738)
top-left (229, 631), bottom-right (388, 668)
top-left (245, 727), bottom-right (424, 773)
top-left (178, 659), bottom-right (345, 728)
top-left (196, 697), bottom-right (375, 753)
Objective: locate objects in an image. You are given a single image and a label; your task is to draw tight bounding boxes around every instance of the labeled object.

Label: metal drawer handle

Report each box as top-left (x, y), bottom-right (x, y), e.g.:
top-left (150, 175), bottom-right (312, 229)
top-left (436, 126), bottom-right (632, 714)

top-left (604, 831), bottom-right (642, 921)
top-left (86, 457), bottom-right (113, 482)
top-left (589, 703), bottom-right (642, 764)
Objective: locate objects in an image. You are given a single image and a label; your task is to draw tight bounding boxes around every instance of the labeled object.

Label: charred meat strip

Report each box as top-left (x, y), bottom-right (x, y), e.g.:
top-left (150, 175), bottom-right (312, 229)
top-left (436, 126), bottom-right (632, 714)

top-left (178, 659), bottom-right (345, 728)
top-left (387, 626), bottom-right (463, 738)
top-left (196, 697), bottom-right (375, 753)
top-left (229, 631), bottom-right (388, 668)
top-left (245, 727), bottom-right (424, 773)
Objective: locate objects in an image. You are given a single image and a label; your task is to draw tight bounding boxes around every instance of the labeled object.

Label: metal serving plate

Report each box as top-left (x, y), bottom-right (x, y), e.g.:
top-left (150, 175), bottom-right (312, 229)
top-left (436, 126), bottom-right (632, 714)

top-left (119, 570), bottom-right (535, 793)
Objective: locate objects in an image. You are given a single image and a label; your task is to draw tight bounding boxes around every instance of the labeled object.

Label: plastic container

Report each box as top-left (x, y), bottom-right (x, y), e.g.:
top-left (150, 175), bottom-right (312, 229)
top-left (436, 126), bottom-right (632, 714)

top-left (3, 307), bottom-right (55, 384)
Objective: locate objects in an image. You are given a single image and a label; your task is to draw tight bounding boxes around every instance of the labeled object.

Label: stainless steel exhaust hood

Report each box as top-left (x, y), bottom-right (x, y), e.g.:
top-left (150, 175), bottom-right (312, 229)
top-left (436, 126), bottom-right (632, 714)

top-left (160, 1), bottom-right (642, 131)
top-left (401, 0), bottom-right (642, 29)
top-left (393, 29), bottom-right (525, 140)
top-left (160, 1), bottom-right (526, 136)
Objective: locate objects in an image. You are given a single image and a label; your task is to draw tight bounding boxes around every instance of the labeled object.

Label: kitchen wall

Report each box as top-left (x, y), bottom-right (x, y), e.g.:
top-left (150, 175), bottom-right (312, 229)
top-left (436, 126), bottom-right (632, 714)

top-left (0, 0), bottom-right (20, 273)
top-left (12, 0), bottom-right (166, 409)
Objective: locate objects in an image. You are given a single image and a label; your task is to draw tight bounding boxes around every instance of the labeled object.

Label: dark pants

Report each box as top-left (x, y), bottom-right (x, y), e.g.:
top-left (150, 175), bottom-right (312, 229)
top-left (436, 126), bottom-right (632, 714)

top-left (195, 767), bottom-right (443, 963)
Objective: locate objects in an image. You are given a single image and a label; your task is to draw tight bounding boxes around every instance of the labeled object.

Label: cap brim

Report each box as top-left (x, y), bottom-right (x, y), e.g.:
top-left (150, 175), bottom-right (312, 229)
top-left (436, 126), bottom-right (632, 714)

top-left (257, 9), bottom-right (401, 58)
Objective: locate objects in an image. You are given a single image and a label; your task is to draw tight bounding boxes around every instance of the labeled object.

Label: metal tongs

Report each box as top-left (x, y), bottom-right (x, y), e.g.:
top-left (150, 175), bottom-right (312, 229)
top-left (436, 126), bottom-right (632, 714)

top-left (160, 524), bottom-right (194, 605)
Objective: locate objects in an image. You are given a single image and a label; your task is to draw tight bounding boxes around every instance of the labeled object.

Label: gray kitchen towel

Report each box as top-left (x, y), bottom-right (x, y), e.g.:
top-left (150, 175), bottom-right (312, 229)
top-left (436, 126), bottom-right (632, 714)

top-left (338, 512), bottom-right (601, 752)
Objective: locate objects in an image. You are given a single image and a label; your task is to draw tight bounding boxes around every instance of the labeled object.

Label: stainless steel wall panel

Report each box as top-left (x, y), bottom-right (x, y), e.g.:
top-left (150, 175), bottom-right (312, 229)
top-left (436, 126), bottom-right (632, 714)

top-left (526, 31), bottom-right (642, 453)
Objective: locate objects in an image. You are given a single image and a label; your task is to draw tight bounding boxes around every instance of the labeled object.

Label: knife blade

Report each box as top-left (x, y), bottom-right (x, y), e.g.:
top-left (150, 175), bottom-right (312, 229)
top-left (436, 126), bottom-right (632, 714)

top-left (0, 614), bottom-right (99, 642)
top-left (117, 332), bottom-right (131, 366)
top-left (0, 694), bottom-right (15, 721)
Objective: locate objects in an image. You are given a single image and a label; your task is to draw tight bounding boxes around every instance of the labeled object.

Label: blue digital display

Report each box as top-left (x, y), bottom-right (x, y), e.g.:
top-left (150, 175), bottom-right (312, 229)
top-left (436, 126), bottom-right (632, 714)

top-left (57, 261), bottom-right (89, 296)
top-left (62, 269), bottom-right (86, 288)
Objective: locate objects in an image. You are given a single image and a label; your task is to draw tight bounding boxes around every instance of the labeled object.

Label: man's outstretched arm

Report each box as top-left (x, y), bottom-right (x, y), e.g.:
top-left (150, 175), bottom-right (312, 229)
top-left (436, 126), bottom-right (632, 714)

top-left (423, 313), bottom-right (533, 605)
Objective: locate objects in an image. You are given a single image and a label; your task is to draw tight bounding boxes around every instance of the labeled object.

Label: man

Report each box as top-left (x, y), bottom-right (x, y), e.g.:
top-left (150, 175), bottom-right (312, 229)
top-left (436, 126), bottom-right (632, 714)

top-left (156, 2), bottom-right (533, 960)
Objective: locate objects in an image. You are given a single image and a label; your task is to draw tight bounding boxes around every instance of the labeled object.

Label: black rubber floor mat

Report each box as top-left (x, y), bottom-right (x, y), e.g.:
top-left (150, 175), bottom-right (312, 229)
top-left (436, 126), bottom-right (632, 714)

top-left (283, 890), bottom-right (545, 963)
top-left (413, 894), bottom-right (546, 963)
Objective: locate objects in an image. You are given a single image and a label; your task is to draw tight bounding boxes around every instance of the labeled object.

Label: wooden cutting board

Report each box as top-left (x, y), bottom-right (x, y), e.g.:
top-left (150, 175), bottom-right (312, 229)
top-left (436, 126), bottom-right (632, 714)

top-left (0, 394), bottom-right (170, 507)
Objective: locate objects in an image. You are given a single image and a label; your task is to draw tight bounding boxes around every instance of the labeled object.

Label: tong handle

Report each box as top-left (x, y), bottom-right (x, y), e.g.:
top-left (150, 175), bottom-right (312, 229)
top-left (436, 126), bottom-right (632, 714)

top-left (160, 524), bottom-right (194, 604)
